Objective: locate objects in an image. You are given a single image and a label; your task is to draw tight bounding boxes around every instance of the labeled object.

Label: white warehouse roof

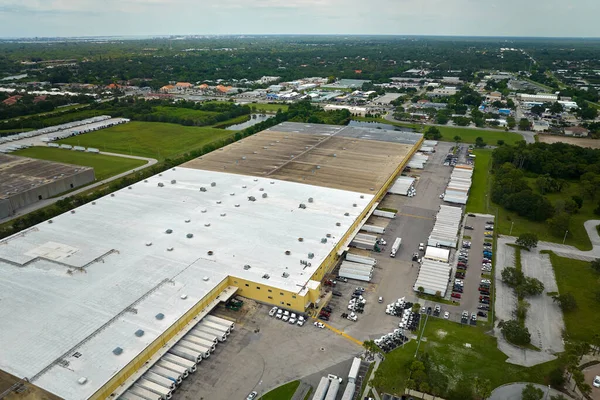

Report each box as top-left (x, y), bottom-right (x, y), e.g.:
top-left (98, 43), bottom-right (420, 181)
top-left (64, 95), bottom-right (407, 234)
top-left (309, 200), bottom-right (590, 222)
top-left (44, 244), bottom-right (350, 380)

top-left (413, 259), bottom-right (451, 296)
top-left (424, 246), bottom-right (450, 263)
top-left (0, 168), bottom-right (373, 400)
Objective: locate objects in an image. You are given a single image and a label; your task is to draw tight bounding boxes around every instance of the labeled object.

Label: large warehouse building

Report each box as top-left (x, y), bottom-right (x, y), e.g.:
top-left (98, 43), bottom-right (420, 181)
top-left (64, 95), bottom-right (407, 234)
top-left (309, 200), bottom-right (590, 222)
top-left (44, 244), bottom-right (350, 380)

top-left (0, 154), bottom-right (95, 219)
top-left (0, 122), bottom-right (422, 400)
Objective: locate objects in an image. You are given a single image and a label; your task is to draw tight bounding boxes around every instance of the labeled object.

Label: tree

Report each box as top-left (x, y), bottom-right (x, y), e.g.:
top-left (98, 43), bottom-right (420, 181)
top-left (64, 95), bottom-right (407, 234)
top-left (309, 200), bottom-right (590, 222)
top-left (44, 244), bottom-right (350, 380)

top-left (424, 126), bottom-right (442, 140)
top-left (552, 292), bottom-right (577, 312)
top-left (519, 118), bottom-right (531, 131)
top-left (548, 367), bottom-right (566, 389)
top-left (473, 377), bottom-right (492, 400)
top-left (591, 259), bottom-right (600, 273)
top-left (547, 212), bottom-right (571, 237)
top-left (571, 195), bottom-right (583, 209)
top-left (501, 319), bottom-right (531, 345)
top-left (418, 286), bottom-right (425, 295)
top-left (502, 266), bottom-right (524, 287)
top-left (531, 104), bottom-right (545, 116)
top-left (453, 135), bottom-right (462, 144)
top-left (475, 136), bottom-right (486, 148)
top-left (550, 101), bottom-right (564, 114)
top-left (516, 233), bottom-right (538, 250)
top-left (497, 139), bottom-right (505, 145)
top-left (362, 340), bottom-right (382, 358)
top-left (520, 277), bottom-right (545, 297)
top-left (521, 383), bottom-right (543, 400)
top-left (507, 116), bottom-right (516, 129)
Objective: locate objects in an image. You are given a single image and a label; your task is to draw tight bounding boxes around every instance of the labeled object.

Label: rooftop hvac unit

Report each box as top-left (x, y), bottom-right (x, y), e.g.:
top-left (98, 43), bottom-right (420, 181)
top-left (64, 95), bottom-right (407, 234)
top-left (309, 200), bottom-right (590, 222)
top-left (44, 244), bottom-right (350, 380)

top-left (353, 203), bottom-right (357, 207)
top-left (243, 265), bottom-right (251, 270)
top-left (200, 187), bottom-right (207, 192)
top-left (360, 195), bottom-right (364, 199)
top-left (282, 272), bottom-right (289, 278)
top-left (262, 274), bottom-right (270, 279)
top-left (135, 329), bottom-right (145, 337)
top-left (326, 233), bottom-right (332, 238)
top-left (155, 313), bottom-right (165, 320)
top-left (203, 276), bottom-right (210, 281)
top-left (186, 234), bottom-right (193, 238)
top-left (308, 252), bottom-right (314, 259)
top-left (77, 377), bottom-right (87, 385)
top-left (262, 193), bottom-right (267, 198)
top-left (171, 180), bottom-right (176, 184)
top-left (321, 238), bottom-right (327, 244)
top-left (166, 229), bottom-right (173, 234)
top-left (344, 212), bottom-right (350, 216)
top-left (285, 250), bottom-right (291, 255)
top-left (336, 222), bottom-right (341, 226)
top-left (308, 197), bottom-right (314, 203)
top-left (299, 203), bottom-right (306, 209)
top-left (248, 196), bottom-right (256, 201)
top-left (113, 347), bottom-right (123, 356)
top-left (158, 183), bottom-right (164, 187)
top-left (211, 182), bottom-right (216, 187)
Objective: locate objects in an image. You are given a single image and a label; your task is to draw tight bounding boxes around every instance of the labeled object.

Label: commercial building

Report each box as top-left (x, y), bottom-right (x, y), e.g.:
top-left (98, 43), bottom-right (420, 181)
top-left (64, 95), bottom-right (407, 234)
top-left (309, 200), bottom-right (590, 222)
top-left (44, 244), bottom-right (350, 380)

top-left (564, 126), bottom-right (589, 137)
top-left (517, 93), bottom-right (559, 103)
top-left (0, 154), bottom-right (95, 218)
top-left (0, 122), bottom-right (422, 400)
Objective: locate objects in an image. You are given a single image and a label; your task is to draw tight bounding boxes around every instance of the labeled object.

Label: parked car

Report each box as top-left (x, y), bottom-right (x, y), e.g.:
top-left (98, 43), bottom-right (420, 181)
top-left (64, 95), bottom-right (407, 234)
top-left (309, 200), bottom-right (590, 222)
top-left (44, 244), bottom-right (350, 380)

top-left (593, 375), bottom-right (600, 388)
top-left (465, 225), bottom-right (474, 230)
top-left (444, 311), bottom-right (450, 319)
top-left (378, 296), bottom-right (383, 303)
top-left (247, 391), bottom-right (258, 400)
top-left (332, 290), bottom-right (342, 297)
top-left (477, 311), bottom-right (488, 318)
top-left (451, 293), bottom-right (462, 299)
top-left (276, 309), bottom-right (283, 319)
top-left (468, 213), bottom-right (476, 217)
top-left (486, 220), bottom-right (494, 225)
top-left (269, 307), bottom-right (278, 317)
top-left (314, 321), bottom-right (325, 328)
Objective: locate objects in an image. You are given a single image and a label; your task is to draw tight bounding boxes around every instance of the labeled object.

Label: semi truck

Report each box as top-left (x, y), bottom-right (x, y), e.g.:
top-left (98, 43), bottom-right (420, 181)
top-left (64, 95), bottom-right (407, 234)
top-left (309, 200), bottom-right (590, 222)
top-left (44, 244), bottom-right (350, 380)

top-left (390, 237), bottom-right (402, 257)
top-left (311, 377), bottom-right (331, 400)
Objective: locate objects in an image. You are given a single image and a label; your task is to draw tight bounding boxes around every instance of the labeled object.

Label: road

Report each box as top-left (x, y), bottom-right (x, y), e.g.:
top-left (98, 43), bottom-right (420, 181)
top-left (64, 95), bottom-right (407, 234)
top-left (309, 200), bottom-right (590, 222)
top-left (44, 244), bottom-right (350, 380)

top-left (383, 113), bottom-right (536, 144)
top-left (0, 151), bottom-right (157, 224)
top-left (490, 382), bottom-right (573, 400)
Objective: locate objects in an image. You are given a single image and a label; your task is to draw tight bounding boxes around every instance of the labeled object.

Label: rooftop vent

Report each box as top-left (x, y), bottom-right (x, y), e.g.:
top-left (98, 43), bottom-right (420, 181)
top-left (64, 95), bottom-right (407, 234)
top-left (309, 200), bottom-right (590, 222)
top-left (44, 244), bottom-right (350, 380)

top-left (144, 180), bottom-right (148, 183)
top-left (299, 203), bottom-right (306, 209)
top-left (253, 151), bottom-right (258, 154)
top-left (48, 220), bottom-right (53, 223)
top-left (211, 182), bottom-right (216, 187)
top-left (135, 329), bottom-right (145, 337)
top-left (253, 178), bottom-right (258, 182)
top-left (71, 210), bottom-right (76, 214)
top-left (172, 168), bottom-right (176, 171)
top-left (298, 237), bottom-right (304, 242)
top-left (308, 252), bottom-right (314, 259)
top-left (336, 222), bottom-right (341, 226)
top-left (78, 377), bottom-right (87, 385)
top-left (167, 247), bottom-right (174, 252)
top-left (128, 186), bottom-right (132, 190)
top-left (344, 212), bottom-right (350, 216)
top-left (155, 313), bottom-right (165, 320)
top-left (171, 180), bottom-right (176, 184)
top-left (145, 242), bottom-right (152, 246)
top-left (259, 188), bottom-right (264, 191)
top-left (360, 195), bottom-right (364, 199)
top-left (262, 193), bottom-right (267, 198)
top-left (242, 185), bottom-right (247, 188)
top-left (112, 347), bottom-right (123, 356)
top-left (220, 213), bottom-right (226, 217)
top-left (248, 196), bottom-right (256, 202)
top-left (282, 272), bottom-right (290, 278)
top-left (201, 209), bottom-right (207, 213)
top-left (333, 154), bottom-right (337, 157)
top-left (343, 147), bottom-right (347, 150)
top-left (243, 264), bottom-right (251, 270)
top-left (285, 250), bottom-right (291, 255)
top-left (370, 187), bottom-right (374, 191)
top-left (326, 233), bottom-right (332, 238)
top-left (92, 202), bottom-right (96, 205)
top-left (230, 192), bottom-right (235, 196)
top-left (158, 183), bottom-right (164, 187)
top-left (185, 219), bottom-right (191, 223)
top-left (110, 194), bottom-right (115, 197)
top-left (186, 233), bottom-right (194, 238)
top-left (270, 181), bottom-right (275, 184)
top-left (321, 238), bottom-right (327, 244)
top-left (242, 156), bottom-right (246, 160)
top-left (263, 146), bottom-right (268, 149)
top-left (181, 294), bottom-right (188, 300)
top-left (235, 204), bottom-right (240, 207)
top-left (216, 200), bottom-right (221, 204)
top-left (262, 274), bottom-right (270, 279)
top-left (159, 174), bottom-right (162, 176)
top-left (165, 229), bottom-right (173, 234)
top-left (204, 223), bottom-right (211, 227)
top-left (207, 250), bottom-right (213, 255)
top-left (353, 203), bottom-right (357, 207)
top-left (308, 197), bottom-right (314, 203)
top-left (203, 276), bottom-right (209, 281)
top-left (200, 187), bottom-right (207, 192)
top-left (316, 165), bottom-right (321, 169)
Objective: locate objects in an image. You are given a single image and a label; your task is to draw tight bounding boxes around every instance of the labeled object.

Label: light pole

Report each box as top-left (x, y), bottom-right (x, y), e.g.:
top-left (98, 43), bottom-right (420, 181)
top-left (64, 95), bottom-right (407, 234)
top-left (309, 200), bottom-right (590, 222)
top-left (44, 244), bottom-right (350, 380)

top-left (509, 221), bottom-right (514, 236)
top-left (563, 230), bottom-right (569, 244)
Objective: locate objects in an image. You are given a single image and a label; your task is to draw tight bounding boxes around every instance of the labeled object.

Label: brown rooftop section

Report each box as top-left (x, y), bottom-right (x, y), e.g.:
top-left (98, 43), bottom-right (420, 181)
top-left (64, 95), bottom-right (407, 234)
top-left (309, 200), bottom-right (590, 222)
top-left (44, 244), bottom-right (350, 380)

top-left (183, 125), bottom-right (419, 193)
top-left (0, 154), bottom-right (93, 199)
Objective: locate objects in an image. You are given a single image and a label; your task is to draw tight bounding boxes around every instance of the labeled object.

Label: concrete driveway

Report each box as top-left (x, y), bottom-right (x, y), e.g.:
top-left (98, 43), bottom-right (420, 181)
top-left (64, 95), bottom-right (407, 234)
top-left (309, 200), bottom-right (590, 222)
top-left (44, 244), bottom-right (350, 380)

top-left (490, 383), bottom-right (573, 400)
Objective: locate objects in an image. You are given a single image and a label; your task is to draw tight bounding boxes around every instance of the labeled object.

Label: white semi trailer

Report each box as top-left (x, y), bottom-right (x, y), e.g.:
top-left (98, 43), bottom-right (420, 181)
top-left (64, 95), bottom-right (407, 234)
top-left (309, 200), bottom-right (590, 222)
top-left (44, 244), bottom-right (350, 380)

top-left (390, 237), bottom-right (402, 257)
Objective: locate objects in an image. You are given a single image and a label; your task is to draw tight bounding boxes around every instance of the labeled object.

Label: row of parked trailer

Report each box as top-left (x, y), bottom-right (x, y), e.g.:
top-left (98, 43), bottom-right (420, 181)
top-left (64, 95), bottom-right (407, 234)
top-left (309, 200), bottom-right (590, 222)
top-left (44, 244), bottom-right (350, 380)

top-left (119, 315), bottom-right (235, 400)
top-left (0, 115), bottom-right (113, 144)
top-left (46, 143), bottom-right (100, 153)
top-left (312, 357), bottom-right (362, 400)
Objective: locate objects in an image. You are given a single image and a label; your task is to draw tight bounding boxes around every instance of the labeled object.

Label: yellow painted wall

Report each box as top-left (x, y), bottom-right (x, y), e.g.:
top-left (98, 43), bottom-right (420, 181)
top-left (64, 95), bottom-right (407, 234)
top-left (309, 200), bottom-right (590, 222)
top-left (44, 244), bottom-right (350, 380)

top-left (91, 277), bottom-right (230, 400)
top-left (227, 275), bottom-right (307, 311)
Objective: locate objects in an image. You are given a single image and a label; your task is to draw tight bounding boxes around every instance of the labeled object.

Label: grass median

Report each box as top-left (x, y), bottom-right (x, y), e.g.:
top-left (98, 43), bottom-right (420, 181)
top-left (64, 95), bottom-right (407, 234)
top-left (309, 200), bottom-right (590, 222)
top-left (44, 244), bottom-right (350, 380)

top-left (260, 380), bottom-right (300, 400)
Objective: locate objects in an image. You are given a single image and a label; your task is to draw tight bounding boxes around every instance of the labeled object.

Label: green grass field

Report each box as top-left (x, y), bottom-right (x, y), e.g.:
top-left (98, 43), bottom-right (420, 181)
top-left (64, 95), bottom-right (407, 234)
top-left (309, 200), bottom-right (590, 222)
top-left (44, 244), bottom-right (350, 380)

top-left (151, 106), bottom-right (219, 121)
top-left (353, 117), bottom-right (522, 145)
top-left (57, 121), bottom-right (236, 160)
top-left (465, 149), bottom-right (492, 214)
top-left (13, 147), bottom-right (146, 181)
top-left (464, 147), bottom-right (593, 250)
top-left (372, 318), bottom-right (560, 396)
top-left (252, 103), bottom-right (289, 113)
top-left (42, 109), bottom-right (105, 126)
top-left (0, 103), bottom-right (90, 123)
top-left (260, 380), bottom-right (300, 400)
top-left (549, 253), bottom-right (600, 343)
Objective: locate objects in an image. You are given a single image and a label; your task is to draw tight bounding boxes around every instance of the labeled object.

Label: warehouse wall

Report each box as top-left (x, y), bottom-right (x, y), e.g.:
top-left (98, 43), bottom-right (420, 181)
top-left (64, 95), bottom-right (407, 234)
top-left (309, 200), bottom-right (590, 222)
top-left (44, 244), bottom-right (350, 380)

top-left (6, 169), bottom-right (95, 214)
top-left (91, 277), bottom-right (230, 400)
top-left (228, 276), bottom-right (309, 312)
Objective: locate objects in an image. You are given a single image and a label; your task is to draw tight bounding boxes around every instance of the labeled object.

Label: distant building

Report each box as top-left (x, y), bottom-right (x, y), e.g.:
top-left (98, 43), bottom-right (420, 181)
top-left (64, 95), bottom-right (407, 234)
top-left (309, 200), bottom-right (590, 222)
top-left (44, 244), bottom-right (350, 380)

top-left (532, 120), bottom-right (550, 132)
top-left (427, 87), bottom-right (458, 97)
top-left (558, 100), bottom-right (578, 111)
top-left (159, 84), bottom-right (175, 93)
top-left (268, 85), bottom-right (283, 93)
top-left (33, 95), bottom-right (47, 103)
top-left (323, 104), bottom-right (369, 116)
top-left (517, 93), bottom-right (558, 102)
top-left (486, 92), bottom-right (503, 102)
top-left (415, 101), bottom-right (447, 110)
top-left (564, 126), bottom-right (589, 137)
top-left (175, 82), bottom-right (193, 89)
top-left (2, 95), bottom-right (22, 106)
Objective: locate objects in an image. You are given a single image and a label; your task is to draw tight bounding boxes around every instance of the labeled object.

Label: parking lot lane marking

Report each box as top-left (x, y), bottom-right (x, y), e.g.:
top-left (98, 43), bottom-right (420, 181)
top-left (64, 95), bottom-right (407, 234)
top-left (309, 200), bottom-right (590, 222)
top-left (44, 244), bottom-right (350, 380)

top-left (397, 213), bottom-right (434, 220)
top-left (312, 318), bottom-right (363, 346)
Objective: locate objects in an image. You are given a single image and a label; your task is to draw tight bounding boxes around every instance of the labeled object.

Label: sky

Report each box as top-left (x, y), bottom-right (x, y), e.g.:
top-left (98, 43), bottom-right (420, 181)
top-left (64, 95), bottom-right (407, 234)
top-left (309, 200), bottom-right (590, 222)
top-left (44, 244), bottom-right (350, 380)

top-left (0, 0), bottom-right (598, 38)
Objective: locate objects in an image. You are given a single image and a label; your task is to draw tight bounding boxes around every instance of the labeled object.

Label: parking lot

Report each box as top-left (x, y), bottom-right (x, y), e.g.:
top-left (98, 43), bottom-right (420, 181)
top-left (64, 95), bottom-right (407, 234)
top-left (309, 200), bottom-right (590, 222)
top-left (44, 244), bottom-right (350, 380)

top-left (175, 301), bottom-right (362, 400)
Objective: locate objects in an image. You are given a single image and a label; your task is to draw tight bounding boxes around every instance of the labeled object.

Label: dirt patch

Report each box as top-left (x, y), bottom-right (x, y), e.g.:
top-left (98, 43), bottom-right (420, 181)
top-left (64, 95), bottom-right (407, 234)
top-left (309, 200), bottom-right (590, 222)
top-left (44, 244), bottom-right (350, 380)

top-left (0, 370), bottom-right (60, 400)
top-left (435, 329), bottom-right (448, 339)
top-left (538, 135), bottom-right (600, 149)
